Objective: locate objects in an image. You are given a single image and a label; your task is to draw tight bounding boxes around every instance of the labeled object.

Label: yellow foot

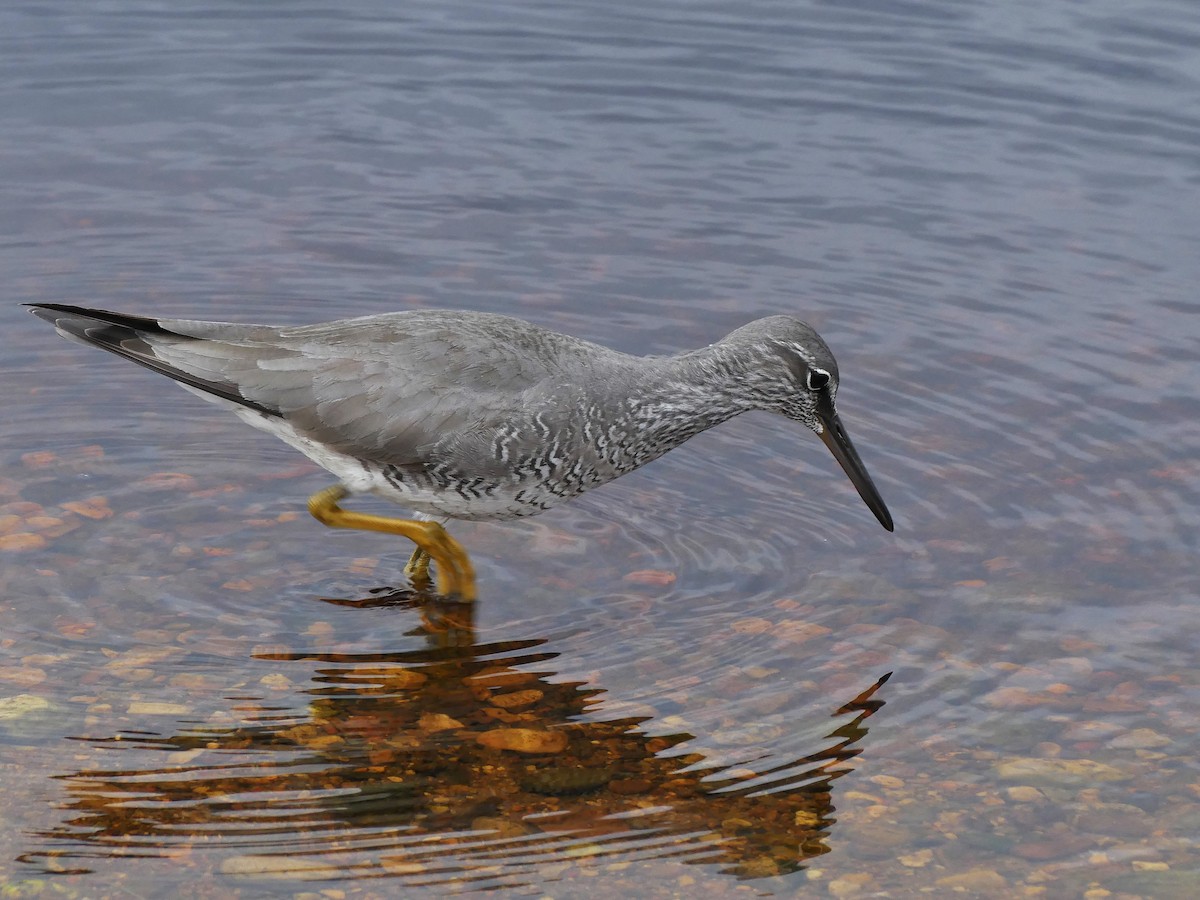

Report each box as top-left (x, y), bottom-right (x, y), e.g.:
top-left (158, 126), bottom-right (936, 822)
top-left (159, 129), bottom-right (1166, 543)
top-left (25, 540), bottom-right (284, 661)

top-left (404, 547), bottom-right (432, 591)
top-left (307, 485), bottom-right (476, 601)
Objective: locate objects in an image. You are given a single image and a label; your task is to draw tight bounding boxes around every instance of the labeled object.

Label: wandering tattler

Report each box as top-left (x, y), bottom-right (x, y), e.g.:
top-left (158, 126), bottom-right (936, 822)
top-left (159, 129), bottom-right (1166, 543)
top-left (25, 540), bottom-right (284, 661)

top-left (28, 303), bottom-right (893, 599)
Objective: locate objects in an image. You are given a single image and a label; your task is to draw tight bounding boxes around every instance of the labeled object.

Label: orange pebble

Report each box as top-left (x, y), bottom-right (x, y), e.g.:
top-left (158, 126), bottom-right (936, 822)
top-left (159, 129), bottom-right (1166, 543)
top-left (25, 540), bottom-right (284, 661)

top-left (624, 569), bottom-right (677, 585)
top-left (0, 532), bottom-right (47, 551)
top-left (61, 497), bottom-right (113, 520)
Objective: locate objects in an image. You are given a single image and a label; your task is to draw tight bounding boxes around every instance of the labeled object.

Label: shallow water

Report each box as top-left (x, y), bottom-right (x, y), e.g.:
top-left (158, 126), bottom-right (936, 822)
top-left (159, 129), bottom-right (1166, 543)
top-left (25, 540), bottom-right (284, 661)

top-left (2, 0), bottom-right (1200, 896)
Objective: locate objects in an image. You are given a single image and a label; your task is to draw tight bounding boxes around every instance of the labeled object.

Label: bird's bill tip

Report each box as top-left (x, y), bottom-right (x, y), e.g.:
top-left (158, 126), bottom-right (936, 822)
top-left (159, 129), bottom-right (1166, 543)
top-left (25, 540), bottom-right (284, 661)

top-left (818, 412), bottom-right (894, 532)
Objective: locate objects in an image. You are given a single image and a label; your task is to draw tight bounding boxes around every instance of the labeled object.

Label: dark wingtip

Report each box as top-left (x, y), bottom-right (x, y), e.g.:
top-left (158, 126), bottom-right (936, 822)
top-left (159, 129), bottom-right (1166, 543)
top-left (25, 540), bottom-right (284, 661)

top-left (27, 302), bottom-right (103, 317)
top-left (27, 302), bottom-right (282, 419)
top-left (25, 302), bottom-right (72, 324)
top-left (26, 302), bottom-right (169, 333)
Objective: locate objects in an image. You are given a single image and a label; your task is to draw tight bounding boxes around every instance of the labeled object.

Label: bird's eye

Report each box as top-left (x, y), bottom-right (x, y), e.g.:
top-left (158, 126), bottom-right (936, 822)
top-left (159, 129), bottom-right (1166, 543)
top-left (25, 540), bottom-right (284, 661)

top-left (807, 368), bottom-right (830, 391)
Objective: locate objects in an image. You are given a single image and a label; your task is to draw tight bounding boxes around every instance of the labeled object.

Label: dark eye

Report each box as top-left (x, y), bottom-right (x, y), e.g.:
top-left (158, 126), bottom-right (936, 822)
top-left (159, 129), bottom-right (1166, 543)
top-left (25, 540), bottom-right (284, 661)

top-left (807, 368), bottom-right (830, 391)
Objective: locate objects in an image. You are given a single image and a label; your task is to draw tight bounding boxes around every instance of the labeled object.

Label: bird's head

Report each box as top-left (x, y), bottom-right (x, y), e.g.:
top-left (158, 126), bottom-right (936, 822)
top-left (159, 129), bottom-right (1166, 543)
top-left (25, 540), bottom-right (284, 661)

top-left (730, 317), bottom-right (894, 532)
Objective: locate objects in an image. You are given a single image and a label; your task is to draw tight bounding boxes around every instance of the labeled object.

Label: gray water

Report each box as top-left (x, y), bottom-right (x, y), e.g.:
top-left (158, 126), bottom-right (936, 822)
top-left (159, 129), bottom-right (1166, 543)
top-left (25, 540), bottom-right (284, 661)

top-left (2, 1), bottom-right (1200, 896)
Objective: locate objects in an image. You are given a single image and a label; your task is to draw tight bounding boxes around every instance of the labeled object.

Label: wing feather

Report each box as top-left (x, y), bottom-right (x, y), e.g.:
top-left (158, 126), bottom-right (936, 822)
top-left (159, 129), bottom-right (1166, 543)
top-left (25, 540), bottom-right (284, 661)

top-left (30, 304), bottom-right (622, 471)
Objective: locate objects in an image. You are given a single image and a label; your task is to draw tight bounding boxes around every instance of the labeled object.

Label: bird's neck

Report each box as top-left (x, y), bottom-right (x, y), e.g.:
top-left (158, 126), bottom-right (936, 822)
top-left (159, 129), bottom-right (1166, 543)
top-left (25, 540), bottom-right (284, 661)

top-left (624, 342), bottom-right (756, 453)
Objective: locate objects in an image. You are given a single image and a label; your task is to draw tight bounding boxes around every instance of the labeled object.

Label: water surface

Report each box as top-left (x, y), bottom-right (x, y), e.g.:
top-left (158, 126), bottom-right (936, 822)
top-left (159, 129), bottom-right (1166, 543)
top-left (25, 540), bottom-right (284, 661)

top-left (2, 0), bottom-right (1200, 896)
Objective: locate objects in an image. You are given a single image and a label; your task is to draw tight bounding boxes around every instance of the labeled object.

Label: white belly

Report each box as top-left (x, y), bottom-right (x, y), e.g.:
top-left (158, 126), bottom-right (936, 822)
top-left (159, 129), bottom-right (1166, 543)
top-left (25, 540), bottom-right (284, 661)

top-left (225, 402), bottom-right (558, 521)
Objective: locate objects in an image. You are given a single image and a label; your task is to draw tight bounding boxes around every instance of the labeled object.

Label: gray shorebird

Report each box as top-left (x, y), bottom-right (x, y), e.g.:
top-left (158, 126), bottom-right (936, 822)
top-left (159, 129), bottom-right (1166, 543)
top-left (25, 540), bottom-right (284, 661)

top-left (28, 303), bottom-right (893, 599)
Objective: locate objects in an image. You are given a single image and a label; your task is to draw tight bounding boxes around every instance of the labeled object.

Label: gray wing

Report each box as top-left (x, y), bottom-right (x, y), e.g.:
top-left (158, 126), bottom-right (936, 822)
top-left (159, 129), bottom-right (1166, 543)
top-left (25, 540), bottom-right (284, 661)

top-left (248, 316), bottom-right (573, 467)
top-left (30, 305), bottom-right (588, 468)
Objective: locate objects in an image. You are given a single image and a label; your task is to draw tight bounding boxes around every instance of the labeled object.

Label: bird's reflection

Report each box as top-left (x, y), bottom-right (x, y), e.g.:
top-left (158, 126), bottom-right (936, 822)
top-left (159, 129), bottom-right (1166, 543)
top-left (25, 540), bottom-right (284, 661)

top-left (24, 588), bottom-right (891, 888)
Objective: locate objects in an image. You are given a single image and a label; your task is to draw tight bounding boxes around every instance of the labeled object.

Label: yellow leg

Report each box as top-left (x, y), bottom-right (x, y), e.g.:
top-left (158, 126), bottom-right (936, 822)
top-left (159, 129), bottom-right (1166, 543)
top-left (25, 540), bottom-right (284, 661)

top-left (404, 547), bottom-right (432, 589)
top-left (307, 485), bottom-right (476, 601)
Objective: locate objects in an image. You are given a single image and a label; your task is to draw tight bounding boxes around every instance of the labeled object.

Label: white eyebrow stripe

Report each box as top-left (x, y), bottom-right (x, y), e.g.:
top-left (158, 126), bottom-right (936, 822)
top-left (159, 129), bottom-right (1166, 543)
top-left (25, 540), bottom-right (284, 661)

top-left (786, 341), bottom-right (819, 368)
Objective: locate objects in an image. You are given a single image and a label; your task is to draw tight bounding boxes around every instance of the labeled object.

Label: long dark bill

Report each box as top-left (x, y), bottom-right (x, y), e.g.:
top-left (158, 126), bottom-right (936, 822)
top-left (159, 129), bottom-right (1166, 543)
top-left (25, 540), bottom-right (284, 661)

top-left (817, 403), bottom-right (894, 532)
